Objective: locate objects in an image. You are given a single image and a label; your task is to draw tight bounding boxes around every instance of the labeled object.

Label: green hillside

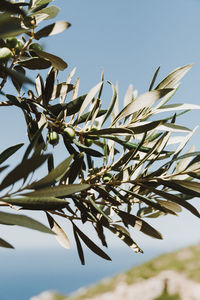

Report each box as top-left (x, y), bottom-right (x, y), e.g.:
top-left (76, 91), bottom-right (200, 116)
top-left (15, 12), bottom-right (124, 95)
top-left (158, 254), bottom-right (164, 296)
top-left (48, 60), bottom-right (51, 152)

top-left (67, 243), bottom-right (200, 300)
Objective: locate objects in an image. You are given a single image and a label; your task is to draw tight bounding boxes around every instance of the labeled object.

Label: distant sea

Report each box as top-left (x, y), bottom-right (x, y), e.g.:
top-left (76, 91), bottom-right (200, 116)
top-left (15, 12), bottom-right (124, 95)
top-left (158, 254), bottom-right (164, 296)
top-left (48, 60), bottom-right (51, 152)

top-left (0, 246), bottom-right (166, 300)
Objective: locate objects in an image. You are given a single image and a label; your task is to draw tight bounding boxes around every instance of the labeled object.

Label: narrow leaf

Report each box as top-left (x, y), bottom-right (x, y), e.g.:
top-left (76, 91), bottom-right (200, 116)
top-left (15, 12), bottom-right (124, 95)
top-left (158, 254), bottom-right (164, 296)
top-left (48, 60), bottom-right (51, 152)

top-left (108, 225), bottom-right (143, 253)
top-left (77, 82), bottom-right (103, 122)
top-left (23, 183), bottom-right (90, 198)
top-left (73, 224), bottom-right (85, 265)
top-left (172, 180), bottom-right (200, 195)
top-left (35, 21), bottom-right (71, 39)
top-left (32, 49), bottom-right (67, 70)
top-left (147, 183), bottom-right (200, 218)
top-left (112, 89), bottom-right (173, 125)
top-left (116, 209), bottom-right (163, 239)
top-left (1, 65), bottom-right (34, 86)
top-left (18, 57), bottom-right (51, 69)
top-left (29, 155), bottom-right (73, 189)
top-left (31, 5), bottom-right (60, 22)
top-left (0, 154), bottom-right (49, 190)
top-left (73, 139), bottom-right (104, 157)
top-left (88, 197), bottom-right (111, 221)
top-left (0, 143), bottom-right (24, 165)
top-left (43, 67), bottom-right (58, 106)
top-left (2, 196), bottom-right (68, 210)
top-left (155, 64), bottom-right (193, 89)
top-left (0, 238), bottom-right (14, 249)
top-left (0, 211), bottom-right (54, 234)
top-left (149, 66), bottom-right (160, 91)
top-left (73, 223), bottom-right (111, 261)
top-left (46, 212), bottom-right (70, 249)
top-left (102, 81), bottom-right (117, 126)
top-left (22, 123), bottom-right (46, 161)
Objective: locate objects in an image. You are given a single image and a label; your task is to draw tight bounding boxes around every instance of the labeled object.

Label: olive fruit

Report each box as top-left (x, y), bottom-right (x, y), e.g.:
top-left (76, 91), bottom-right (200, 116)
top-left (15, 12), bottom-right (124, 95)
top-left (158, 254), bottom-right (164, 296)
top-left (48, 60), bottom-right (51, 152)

top-left (102, 173), bottom-right (113, 183)
top-left (84, 127), bottom-right (98, 145)
top-left (6, 37), bottom-right (18, 49)
top-left (63, 127), bottom-right (75, 142)
top-left (47, 131), bottom-right (59, 146)
top-left (84, 137), bottom-right (93, 147)
top-left (29, 42), bottom-right (42, 57)
top-left (0, 47), bottom-right (12, 62)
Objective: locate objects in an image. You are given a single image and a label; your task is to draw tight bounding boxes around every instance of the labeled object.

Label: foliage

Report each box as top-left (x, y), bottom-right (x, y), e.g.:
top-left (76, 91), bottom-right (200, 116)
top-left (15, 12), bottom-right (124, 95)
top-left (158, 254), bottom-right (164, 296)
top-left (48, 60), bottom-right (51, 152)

top-left (0, 0), bottom-right (200, 265)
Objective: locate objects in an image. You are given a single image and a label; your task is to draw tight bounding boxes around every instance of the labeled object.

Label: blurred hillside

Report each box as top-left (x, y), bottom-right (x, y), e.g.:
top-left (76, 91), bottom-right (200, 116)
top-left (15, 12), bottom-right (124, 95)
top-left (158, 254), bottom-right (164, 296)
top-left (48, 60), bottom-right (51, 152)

top-left (31, 243), bottom-right (200, 300)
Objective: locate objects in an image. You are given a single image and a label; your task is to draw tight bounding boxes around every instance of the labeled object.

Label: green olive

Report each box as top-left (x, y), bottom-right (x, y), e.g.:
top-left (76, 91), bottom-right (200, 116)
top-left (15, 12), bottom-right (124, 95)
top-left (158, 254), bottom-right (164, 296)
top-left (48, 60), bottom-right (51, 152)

top-left (29, 43), bottom-right (43, 57)
top-left (102, 173), bottom-right (113, 183)
top-left (0, 47), bottom-right (12, 62)
top-left (85, 127), bottom-right (98, 142)
top-left (84, 137), bottom-right (93, 147)
top-left (6, 37), bottom-right (18, 49)
top-left (47, 131), bottom-right (59, 146)
top-left (63, 127), bottom-right (75, 142)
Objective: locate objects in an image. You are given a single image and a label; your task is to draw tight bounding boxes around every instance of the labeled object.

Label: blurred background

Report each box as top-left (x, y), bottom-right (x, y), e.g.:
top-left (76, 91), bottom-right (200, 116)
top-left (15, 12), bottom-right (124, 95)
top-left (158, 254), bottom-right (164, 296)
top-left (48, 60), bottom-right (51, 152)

top-left (1, 0), bottom-right (200, 299)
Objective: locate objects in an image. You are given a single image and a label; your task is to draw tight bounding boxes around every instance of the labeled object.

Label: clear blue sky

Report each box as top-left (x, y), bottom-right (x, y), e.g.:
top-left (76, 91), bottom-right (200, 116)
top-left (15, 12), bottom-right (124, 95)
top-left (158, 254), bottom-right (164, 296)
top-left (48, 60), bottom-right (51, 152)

top-left (2, 0), bottom-right (200, 259)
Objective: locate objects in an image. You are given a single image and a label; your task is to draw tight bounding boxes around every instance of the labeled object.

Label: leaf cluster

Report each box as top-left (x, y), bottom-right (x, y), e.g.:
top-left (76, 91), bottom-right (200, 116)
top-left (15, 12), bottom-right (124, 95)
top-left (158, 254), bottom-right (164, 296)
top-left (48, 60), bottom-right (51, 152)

top-left (0, 0), bottom-right (200, 265)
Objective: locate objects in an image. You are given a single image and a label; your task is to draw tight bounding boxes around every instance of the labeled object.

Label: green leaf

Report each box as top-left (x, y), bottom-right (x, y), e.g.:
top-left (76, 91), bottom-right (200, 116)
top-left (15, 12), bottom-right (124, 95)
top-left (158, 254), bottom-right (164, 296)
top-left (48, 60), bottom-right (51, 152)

top-left (22, 123), bottom-right (46, 161)
top-left (155, 64), bottom-right (193, 89)
top-left (35, 21), bottom-right (71, 39)
top-left (0, 238), bottom-right (14, 249)
top-left (0, 154), bottom-right (49, 190)
top-left (86, 127), bottom-right (133, 136)
top-left (29, 155), bottom-right (74, 189)
top-left (43, 67), bottom-right (58, 106)
top-left (66, 94), bottom-right (87, 115)
top-left (48, 95), bottom-right (86, 117)
top-left (0, 211), bottom-right (54, 234)
top-left (46, 212), bottom-right (70, 249)
top-left (22, 183), bottom-right (90, 198)
top-left (147, 183), bottom-right (200, 218)
top-left (127, 120), bottom-right (165, 134)
top-left (2, 196), bottom-right (68, 210)
top-left (88, 197), bottom-right (111, 221)
top-left (108, 225), bottom-right (143, 253)
top-left (112, 89), bottom-right (173, 125)
top-left (156, 199), bottom-right (182, 213)
top-left (77, 82), bottom-right (103, 122)
top-left (0, 143), bottom-right (24, 165)
top-left (51, 83), bottom-right (73, 100)
top-left (155, 103), bottom-right (200, 114)
top-left (72, 139), bottom-right (104, 157)
top-left (31, 5), bottom-right (60, 23)
top-left (0, 15), bottom-right (27, 38)
top-left (102, 81), bottom-right (117, 126)
top-left (62, 153), bottom-right (84, 184)
top-left (32, 49), bottom-right (68, 70)
top-left (172, 180), bottom-right (200, 195)
top-left (31, 0), bottom-right (53, 8)
top-left (157, 123), bottom-right (192, 133)
top-left (0, 1), bottom-right (26, 16)
top-left (116, 209), bottom-right (163, 239)
top-left (122, 189), bottom-right (176, 215)
top-left (1, 65), bottom-right (34, 86)
top-left (73, 223), bottom-right (85, 265)
top-left (35, 73), bottom-right (44, 96)
top-left (149, 66), bottom-right (160, 91)
top-left (73, 223), bottom-right (111, 261)
top-left (11, 65), bottom-right (26, 93)
top-left (95, 221), bottom-right (107, 247)
top-left (76, 109), bottom-right (107, 125)
top-left (18, 57), bottom-right (51, 70)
